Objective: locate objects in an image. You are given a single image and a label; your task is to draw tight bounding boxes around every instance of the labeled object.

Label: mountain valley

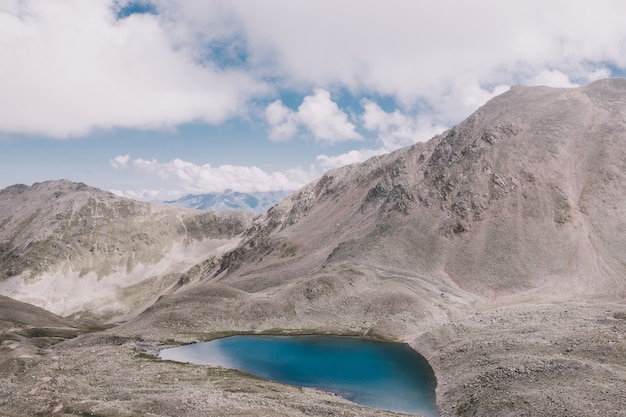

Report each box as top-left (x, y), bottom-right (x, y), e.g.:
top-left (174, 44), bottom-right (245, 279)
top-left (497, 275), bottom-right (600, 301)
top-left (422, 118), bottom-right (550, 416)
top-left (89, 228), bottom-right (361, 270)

top-left (1, 79), bottom-right (626, 417)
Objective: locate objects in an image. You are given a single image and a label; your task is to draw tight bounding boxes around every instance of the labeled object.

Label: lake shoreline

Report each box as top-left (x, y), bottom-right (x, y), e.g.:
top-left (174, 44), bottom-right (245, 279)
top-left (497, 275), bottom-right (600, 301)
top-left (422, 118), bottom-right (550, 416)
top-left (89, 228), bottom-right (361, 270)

top-left (159, 334), bottom-right (438, 416)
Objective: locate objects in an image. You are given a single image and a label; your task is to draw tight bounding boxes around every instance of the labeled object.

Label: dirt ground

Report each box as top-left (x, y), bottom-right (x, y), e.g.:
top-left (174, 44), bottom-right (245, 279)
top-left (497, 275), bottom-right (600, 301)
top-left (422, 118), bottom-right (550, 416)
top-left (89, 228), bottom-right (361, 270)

top-left (1, 296), bottom-right (625, 417)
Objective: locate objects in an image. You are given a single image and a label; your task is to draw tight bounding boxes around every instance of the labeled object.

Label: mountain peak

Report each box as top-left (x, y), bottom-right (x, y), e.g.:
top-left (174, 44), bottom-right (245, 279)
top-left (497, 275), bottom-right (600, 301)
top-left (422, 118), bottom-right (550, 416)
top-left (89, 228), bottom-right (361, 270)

top-left (206, 80), bottom-right (626, 301)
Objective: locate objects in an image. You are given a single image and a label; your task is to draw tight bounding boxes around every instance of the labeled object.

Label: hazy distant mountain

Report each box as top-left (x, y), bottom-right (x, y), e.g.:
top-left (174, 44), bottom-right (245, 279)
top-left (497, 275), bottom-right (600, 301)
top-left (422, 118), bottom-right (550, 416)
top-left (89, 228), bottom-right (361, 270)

top-left (164, 190), bottom-right (292, 214)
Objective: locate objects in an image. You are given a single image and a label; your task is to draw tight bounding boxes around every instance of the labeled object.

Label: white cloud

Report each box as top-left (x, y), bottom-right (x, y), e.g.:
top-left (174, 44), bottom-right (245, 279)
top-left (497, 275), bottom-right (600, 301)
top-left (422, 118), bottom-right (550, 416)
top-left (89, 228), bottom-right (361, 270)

top-left (316, 148), bottom-right (386, 170)
top-left (125, 157), bottom-right (315, 195)
top-left (109, 188), bottom-right (176, 201)
top-left (315, 102), bottom-right (449, 171)
top-left (296, 88), bottom-right (361, 142)
top-left (109, 154), bottom-right (130, 170)
top-left (0, 0), bottom-right (266, 138)
top-left (265, 100), bottom-right (299, 141)
top-left (361, 101), bottom-right (448, 150)
top-left (6, 0), bottom-right (626, 200)
top-left (526, 69), bottom-right (579, 88)
top-left (426, 80), bottom-right (512, 125)
top-left (5, 0), bottom-right (626, 139)
top-left (181, 0), bottom-right (626, 121)
top-left (265, 88), bottom-right (361, 143)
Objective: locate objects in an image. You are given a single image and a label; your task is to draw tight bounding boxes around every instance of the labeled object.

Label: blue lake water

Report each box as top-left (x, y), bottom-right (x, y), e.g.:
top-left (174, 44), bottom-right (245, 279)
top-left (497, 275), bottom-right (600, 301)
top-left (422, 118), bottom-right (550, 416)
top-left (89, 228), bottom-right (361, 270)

top-left (159, 335), bottom-right (439, 416)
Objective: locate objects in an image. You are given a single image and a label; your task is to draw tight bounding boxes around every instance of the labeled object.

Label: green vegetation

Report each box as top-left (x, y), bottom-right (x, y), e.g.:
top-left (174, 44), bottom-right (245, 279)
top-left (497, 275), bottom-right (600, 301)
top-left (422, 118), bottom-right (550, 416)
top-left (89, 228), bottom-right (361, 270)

top-left (19, 327), bottom-right (81, 339)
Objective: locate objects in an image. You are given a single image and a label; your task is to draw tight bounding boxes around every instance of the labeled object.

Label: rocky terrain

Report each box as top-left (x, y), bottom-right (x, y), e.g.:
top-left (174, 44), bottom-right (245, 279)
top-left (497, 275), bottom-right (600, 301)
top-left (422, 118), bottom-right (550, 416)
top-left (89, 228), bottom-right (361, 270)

top-left (0, 180), bottom-right (254, 321)
top-left (1, 79), bottom-right (626, 416)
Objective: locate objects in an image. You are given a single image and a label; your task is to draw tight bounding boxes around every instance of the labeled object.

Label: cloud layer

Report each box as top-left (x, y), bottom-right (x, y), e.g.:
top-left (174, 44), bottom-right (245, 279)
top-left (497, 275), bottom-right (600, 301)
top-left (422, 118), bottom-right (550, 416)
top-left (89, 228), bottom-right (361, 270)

top-left (0, 0), bottom-right (265, 137)
top-left (110, 155), bottom-right (315, 197)
top-left (4, 0), bottom-right (626, 197)
top-left (213, 0), bottom-right (625, 119)
top-left (3, 0), bottom-right (626, 139)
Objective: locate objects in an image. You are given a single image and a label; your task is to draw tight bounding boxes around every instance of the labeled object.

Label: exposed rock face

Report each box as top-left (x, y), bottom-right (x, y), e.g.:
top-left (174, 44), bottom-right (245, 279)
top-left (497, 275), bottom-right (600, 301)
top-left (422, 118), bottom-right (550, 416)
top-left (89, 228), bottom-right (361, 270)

top-left (0, 180), bottom-right (254, 320)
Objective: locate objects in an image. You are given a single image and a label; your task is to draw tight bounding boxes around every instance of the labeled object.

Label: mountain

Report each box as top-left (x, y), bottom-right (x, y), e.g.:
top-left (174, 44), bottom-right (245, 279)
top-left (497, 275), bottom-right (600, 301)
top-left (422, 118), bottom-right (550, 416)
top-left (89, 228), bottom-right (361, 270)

top-left (120, 78), bottom-right (626, 416)
top-left (147, 78), bottom-right (626, 304)
top-left (1, 79), bottom-right (625, 417)
top-left (0, 180), bottom-right (254, 321)
top-left (163, 190), bottom-right (292, 213)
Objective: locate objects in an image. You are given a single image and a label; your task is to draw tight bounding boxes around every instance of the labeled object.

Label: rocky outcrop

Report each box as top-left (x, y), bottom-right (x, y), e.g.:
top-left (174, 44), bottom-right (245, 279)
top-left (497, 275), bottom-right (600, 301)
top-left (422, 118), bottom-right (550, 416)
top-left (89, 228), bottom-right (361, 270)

top-left (203, 79), bottom-right (626, 302)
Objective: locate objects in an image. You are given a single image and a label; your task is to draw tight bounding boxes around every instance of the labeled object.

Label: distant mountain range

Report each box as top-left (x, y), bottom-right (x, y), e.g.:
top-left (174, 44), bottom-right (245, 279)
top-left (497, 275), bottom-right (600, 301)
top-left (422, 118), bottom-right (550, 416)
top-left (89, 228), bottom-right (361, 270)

top-left (163, 190), bottom-right (293, 213)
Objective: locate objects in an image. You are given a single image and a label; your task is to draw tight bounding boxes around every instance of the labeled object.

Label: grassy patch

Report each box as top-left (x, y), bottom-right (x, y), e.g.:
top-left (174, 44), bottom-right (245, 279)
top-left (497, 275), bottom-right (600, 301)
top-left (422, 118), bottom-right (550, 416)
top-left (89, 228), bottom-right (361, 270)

top-left (19, 327), bottom-right (81, 339)
top-left (134, 351), bottom-right (159, 361)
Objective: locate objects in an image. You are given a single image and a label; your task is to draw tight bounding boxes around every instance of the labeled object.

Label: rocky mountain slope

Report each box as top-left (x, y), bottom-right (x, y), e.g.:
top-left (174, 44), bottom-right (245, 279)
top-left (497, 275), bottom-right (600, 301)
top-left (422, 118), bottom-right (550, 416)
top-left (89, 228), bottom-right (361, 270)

top-left (0, 180), bottom-right (254, 321)
top-left (203, 78), bottom-right (626, 302)
top-left (0, 79), bottom-right (625, 417)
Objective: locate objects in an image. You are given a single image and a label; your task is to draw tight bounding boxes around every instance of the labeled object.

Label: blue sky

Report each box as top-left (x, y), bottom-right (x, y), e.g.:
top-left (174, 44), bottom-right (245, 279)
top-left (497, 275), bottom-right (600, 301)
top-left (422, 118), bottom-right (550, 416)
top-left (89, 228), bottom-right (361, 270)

top-left (2, 1), bottom-right (626, 200)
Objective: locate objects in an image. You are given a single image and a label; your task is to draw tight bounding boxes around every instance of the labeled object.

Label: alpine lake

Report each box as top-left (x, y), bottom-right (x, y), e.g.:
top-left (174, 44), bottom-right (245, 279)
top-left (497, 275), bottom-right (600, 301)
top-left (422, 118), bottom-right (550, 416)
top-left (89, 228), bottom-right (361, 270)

top-left (159, 335), bottom-right (438, 416)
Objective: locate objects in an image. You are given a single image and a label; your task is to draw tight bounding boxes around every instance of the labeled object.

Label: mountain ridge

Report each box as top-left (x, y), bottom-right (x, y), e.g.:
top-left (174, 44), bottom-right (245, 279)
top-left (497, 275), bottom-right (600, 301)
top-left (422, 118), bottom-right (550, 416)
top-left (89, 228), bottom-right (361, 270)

top-left (196, 79), bottom-right (626, 303)
top-left (0, 179), bottom-right (254, 320)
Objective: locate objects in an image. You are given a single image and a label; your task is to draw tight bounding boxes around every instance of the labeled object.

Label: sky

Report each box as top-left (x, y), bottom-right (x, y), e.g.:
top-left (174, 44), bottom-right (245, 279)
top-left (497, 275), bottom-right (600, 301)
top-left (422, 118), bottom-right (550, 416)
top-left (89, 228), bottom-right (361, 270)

top-left (2, 0), bottom-right (626, 201)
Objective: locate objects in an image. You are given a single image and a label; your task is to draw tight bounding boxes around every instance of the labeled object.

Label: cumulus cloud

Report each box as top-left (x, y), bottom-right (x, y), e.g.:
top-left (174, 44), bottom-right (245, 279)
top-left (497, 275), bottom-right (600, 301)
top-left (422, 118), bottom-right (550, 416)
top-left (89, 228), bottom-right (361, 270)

top-left (121, 156), bottom-right (315, 195)
top-left (109, 188), bottom-right (175, 201)
top-left (247, 2), bottom-right (618, 85)
top-left (316, 148), bottom-right (387, 171)
top-left (109, 154), bottom-right (130, 170)
top-left (523, 69), bottom-right (607, 89)
top-left (297, 89), bottom-right (361, 142)
top-left (361, 101), bottom-right (448, 150)
top-left (0, 0), bottom-right (266, 138)
top-left (5, 0), bottom-right (626, 139)
top-left (175, 0), bottom-right (626, 121)
top-left (314, 103), bottom-right (450, 170)
top-left (266, 88), bottom-right (361, 143)
top-left (7, 0), bottom-right (626, 200)
top-left (265, 100), bottom-right (299, 141)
